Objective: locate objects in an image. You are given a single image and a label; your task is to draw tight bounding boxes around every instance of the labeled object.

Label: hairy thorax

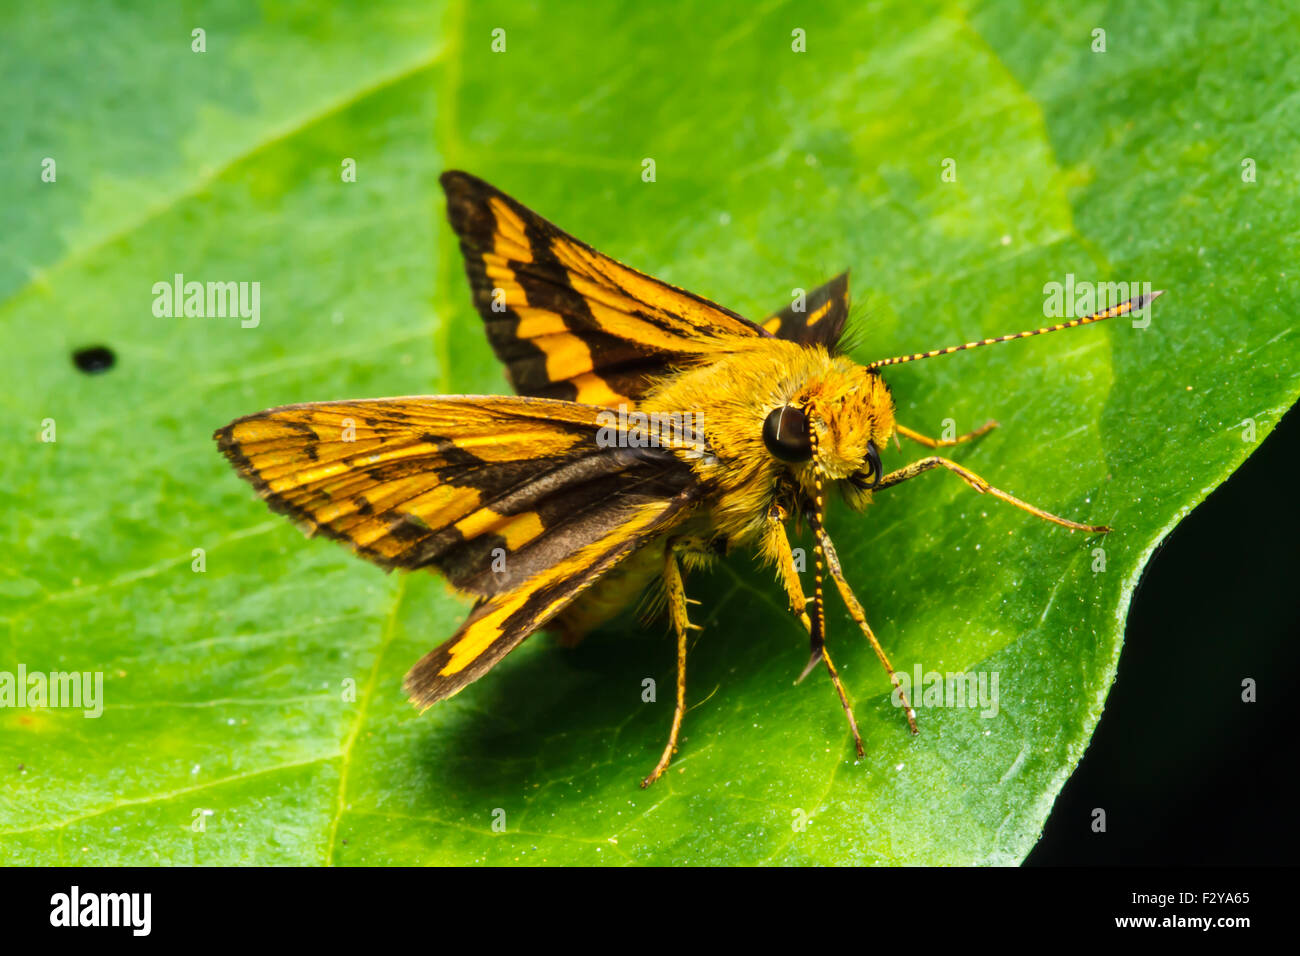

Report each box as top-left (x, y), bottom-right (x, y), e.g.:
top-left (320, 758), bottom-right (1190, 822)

top-left (639, 337), bottom-right (896, 547)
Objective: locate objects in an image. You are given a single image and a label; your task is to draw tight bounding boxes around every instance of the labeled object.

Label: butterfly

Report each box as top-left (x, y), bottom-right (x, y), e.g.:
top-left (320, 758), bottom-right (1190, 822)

top-left (215, 171), bottom-right (1159, 786)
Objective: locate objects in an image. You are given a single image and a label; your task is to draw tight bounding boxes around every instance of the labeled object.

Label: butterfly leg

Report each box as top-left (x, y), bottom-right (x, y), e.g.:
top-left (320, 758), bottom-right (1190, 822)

top-left (894, 420), bottom-right (998, 448)
top-left (763, 507), bottom-right (866, 757)
top-left (804, 508), bottom-right (921, 737)
top-left (641, 543), bottom-right (699, 788)
top-left (876, 456), bottom-right (1111, 533)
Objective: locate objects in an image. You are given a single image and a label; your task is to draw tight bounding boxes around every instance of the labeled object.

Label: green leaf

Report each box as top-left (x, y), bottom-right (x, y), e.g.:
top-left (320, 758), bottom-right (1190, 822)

top-left (2, 0), bottom-right (1296, 865)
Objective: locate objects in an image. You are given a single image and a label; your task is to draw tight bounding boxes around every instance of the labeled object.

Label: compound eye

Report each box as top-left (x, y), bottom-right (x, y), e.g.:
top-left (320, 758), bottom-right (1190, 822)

top-left (762, 405), bottom-right (812, 462)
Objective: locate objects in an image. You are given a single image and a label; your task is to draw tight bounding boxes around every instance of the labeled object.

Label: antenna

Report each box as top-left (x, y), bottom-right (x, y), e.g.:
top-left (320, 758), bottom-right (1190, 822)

top-left (865, 290), bottom-right (1164, 370)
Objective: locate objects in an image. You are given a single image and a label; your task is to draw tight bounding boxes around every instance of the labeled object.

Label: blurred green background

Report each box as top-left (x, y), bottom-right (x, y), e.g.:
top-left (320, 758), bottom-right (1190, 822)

top-left (2, 1), bottom-right (1296, 865)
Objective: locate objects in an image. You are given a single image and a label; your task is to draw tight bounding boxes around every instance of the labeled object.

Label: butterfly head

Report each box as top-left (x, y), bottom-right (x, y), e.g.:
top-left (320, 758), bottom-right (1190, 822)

top-left (762, 361), bottom-right (894, 508)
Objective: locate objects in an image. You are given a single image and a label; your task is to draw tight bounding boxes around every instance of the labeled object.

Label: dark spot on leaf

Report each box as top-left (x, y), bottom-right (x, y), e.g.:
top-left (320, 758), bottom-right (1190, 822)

top-left (73, 345), bottom-right (115, 374)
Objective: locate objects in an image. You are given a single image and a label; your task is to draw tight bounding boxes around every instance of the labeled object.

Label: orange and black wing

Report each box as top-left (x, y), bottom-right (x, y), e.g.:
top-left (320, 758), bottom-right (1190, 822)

top-left (761, 272), bottom-right (850, 350)
top-left (214, 395), bottom-right (696, 599)
top-left (403, 492), bottom-right (694, 707)
top-left (441, 170), bottom-right (769, 409)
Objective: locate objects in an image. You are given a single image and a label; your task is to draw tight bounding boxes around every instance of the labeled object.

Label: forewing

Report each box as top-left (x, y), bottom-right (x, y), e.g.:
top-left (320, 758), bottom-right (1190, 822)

top-left (441, 170), bottom-right (768, 408)
top-left (214, 395), bottom-right (696, 597)
top-left (761, 271), bottom-right (850, 350)
top-left (403, 492), bottom-right (694, 708)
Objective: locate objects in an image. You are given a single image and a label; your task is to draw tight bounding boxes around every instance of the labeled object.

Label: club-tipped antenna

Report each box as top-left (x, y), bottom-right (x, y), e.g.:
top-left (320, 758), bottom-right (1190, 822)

top-left (865, 290), bottom-right (1164, 371)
